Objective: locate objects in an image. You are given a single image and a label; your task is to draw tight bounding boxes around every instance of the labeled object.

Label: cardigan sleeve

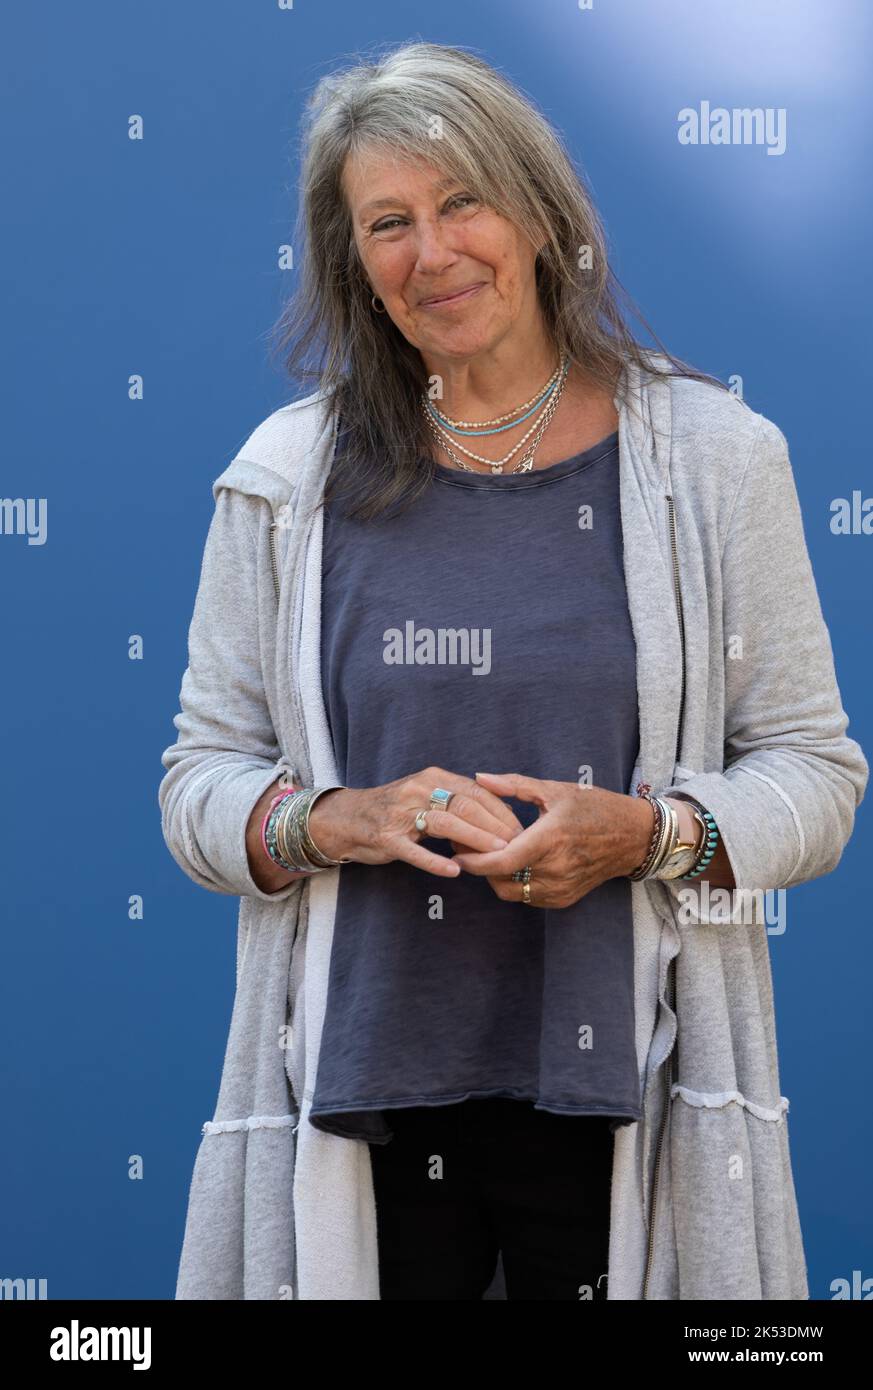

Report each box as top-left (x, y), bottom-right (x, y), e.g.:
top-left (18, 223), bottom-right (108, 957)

top-left (158, 484), bottom-right (315, 900)
top-left (657, 413), bottom-right (868, 919)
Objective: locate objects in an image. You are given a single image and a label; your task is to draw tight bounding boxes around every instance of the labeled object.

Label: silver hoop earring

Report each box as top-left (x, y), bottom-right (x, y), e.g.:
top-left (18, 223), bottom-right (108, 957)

top-left (371, 294), bottom-right (387, 313)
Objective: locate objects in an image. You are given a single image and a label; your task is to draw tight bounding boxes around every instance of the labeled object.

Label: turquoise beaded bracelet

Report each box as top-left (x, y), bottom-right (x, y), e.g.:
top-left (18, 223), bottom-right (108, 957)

top-left (679, 805), bottom-right (719, 879)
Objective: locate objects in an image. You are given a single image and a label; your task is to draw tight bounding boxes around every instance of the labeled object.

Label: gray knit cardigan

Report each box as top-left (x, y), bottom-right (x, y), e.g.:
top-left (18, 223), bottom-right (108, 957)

top-left (158, 354), bottom-right (868, 1299)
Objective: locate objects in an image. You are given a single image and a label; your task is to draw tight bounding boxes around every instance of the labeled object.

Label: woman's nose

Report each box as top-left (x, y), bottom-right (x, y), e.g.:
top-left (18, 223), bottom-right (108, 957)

top-left (412, 220), bottom-right (458, 274)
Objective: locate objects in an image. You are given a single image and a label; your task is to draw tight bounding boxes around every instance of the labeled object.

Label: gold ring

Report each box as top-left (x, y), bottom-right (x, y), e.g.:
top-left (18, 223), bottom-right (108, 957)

top-left (522, 881), bottom-right (532, 906)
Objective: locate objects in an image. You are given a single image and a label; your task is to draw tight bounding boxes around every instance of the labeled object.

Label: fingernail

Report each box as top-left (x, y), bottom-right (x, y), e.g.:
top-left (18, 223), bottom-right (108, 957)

top-left (493, 837), bottom-right (508, 848)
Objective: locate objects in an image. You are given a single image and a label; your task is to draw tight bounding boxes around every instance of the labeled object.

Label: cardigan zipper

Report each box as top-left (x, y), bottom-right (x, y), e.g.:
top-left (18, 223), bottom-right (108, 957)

top-left (269, 521), bottom-right (281, 603)
top-left (269, 524), bottom-right (288, 792)
top-left (666, 494), bottom-right (686, 751)
top-left (642, 492), bottom-right (685, 1300)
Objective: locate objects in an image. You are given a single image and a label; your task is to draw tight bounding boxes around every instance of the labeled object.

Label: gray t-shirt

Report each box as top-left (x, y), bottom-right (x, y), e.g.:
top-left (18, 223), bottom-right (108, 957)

top-left (308, 428), bottom-right (643, 1143)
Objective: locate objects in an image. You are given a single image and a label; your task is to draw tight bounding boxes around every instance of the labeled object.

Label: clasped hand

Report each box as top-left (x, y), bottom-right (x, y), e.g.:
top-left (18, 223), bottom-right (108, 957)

top-left (449, 771), bottom-right (647, 910)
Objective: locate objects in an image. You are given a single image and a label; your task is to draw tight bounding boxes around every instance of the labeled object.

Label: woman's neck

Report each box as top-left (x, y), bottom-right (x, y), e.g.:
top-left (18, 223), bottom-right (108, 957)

top-left (421, 361), bottom-right (618, 473)
top-left (423, 344), bottom-right (563, 424)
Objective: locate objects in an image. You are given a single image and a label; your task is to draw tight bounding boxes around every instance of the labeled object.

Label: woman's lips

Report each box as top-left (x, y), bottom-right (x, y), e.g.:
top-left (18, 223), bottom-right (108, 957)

top-left (419, 282), bottom-right (485, 308)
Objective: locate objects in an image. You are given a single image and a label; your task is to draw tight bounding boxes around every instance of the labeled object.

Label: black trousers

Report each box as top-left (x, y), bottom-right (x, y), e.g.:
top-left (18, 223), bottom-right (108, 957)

top-left (368, 1096), bottom-right (614, 1300)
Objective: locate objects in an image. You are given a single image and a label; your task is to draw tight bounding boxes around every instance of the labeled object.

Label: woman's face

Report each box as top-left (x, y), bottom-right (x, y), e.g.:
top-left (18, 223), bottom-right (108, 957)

top-left (342, 147), bottom-right (543, 369)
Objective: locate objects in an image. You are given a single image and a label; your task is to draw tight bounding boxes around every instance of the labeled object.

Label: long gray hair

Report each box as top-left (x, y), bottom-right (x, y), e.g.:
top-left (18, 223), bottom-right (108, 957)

top-left (268, 40), bottom-right (728, 521)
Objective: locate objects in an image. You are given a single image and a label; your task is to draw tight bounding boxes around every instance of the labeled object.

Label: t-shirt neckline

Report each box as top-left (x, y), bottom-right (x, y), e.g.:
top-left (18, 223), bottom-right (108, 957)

top-left (428, 429), bottom-right (619, 487)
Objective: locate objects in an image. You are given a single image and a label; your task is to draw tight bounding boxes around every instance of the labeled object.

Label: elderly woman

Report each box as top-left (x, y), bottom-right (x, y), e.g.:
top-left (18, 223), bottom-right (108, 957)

top-left (159, 41), bottom-right (867, 1301)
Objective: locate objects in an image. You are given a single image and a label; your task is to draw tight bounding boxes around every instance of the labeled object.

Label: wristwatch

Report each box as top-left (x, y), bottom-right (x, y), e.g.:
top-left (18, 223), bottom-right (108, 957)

top-left (657, 800), bottom-right (704, 880)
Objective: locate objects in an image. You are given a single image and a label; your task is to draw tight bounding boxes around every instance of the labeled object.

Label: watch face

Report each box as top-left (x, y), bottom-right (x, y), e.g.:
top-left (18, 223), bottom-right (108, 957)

top-left (661, 846), bottom-right (698, 878)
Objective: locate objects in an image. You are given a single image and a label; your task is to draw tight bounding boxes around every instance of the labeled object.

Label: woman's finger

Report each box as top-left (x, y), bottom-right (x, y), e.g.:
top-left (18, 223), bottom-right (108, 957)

top-left (416, 775), bottom-right (523, 839)
top-left (474, 770), bottom-right (549, 807)
top-left (450, 816), bottom-right (551, 875)
top-left (446, 789), bottom-right (523, 841)
top-left (454, 780), bottom-right (524, 836)
top-left (393, 837), bottom-right (462, 877)
top-left (422, 807), bottom-right (511, 852)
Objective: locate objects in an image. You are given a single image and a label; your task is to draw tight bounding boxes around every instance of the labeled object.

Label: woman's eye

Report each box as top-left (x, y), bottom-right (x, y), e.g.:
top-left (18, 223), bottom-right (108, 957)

top-left (371, 195), bottom-right (479, 234)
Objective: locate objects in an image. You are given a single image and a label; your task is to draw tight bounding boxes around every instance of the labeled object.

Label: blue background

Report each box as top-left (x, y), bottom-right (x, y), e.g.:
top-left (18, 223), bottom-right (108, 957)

top-left (1, 0), bottom-right (869, 1299)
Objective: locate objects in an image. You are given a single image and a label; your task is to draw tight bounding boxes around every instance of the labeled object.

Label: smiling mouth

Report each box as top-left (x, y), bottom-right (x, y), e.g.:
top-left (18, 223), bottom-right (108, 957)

top-left (419, 282), bottom-right (486, 308)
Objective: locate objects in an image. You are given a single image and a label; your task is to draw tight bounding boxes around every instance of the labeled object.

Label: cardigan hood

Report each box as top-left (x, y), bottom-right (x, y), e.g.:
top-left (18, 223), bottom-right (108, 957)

top-left (159, 352), bottom-right (868, 1299)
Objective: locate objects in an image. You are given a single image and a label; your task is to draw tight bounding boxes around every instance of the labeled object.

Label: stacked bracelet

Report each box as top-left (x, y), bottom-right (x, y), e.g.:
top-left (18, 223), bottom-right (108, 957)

top-left (262, 785), bottom-right (351, 874)
top-left (629, 783), bottom-right (720, 882)
top-left (629, 788), bottom-right (673, 881)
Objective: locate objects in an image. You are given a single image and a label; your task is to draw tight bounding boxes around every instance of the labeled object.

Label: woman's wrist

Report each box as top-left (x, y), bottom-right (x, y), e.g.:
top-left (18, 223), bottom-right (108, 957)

top-left (306, 787), bottom-right (358, 864)
top-left (623, 794), bottom-right (657, 877)
top-left (622, 793), bottom-right (700, 880)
